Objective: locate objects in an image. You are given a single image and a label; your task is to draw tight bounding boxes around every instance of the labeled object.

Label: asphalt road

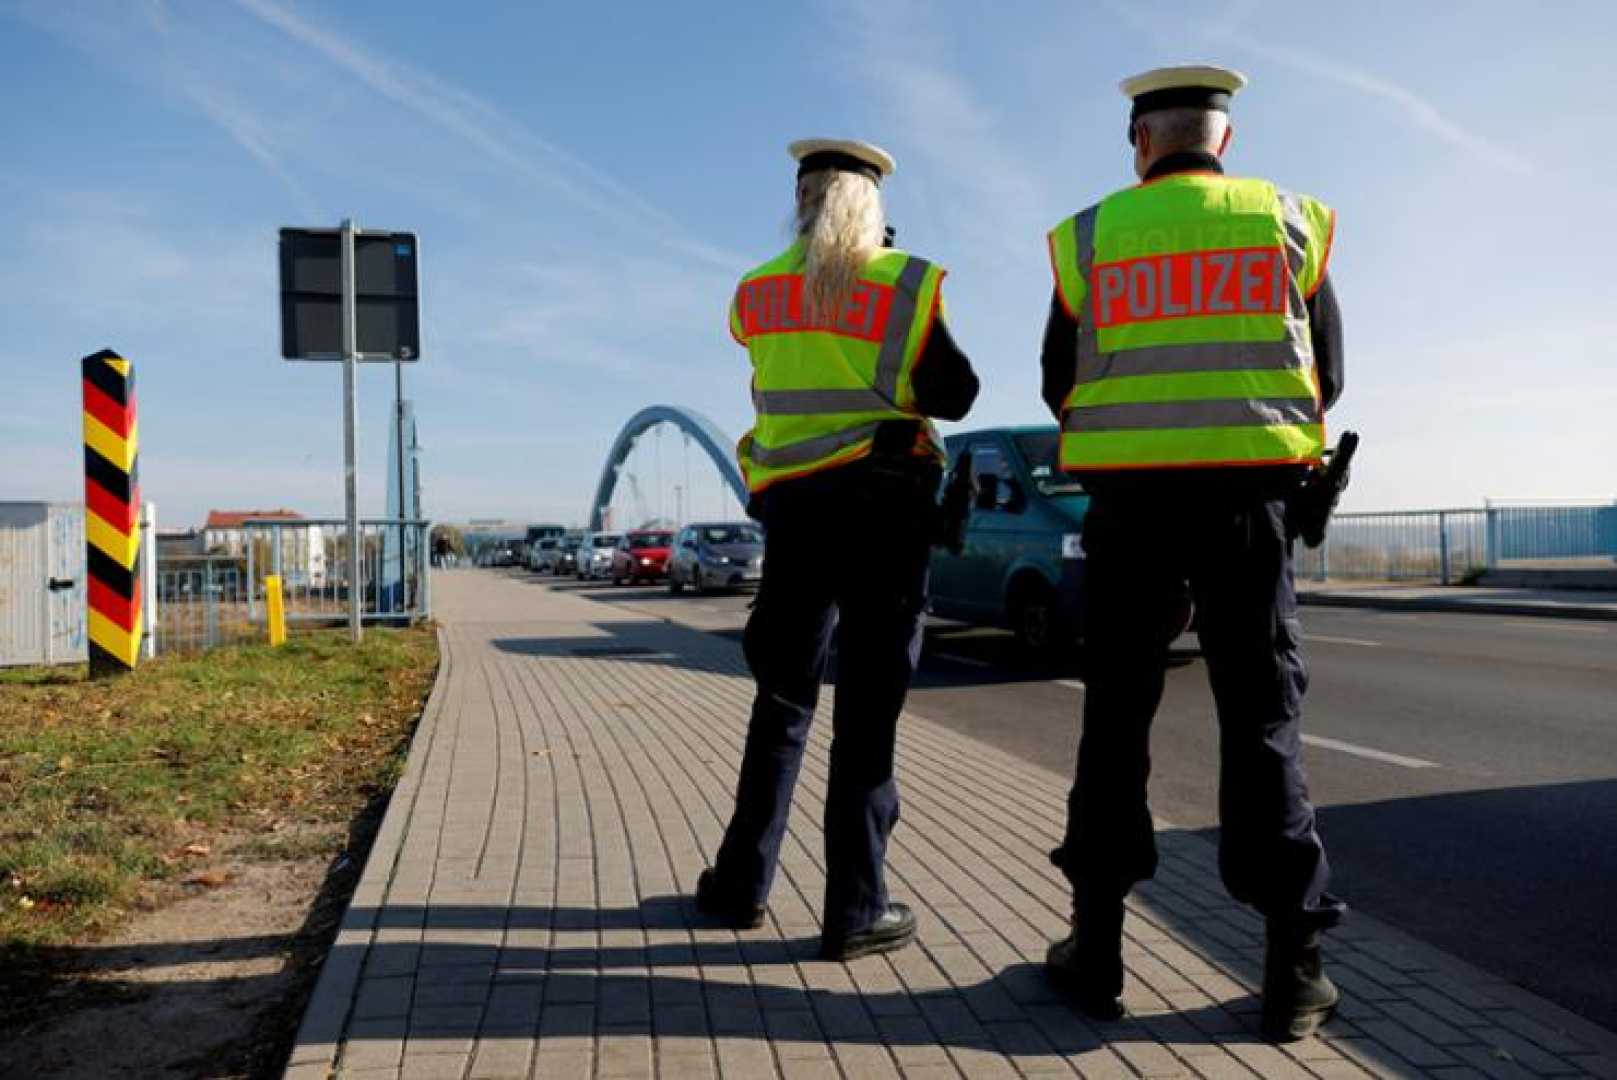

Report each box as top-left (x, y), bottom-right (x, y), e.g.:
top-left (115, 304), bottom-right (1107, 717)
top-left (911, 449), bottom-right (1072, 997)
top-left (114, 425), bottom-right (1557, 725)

top-left (527, 571), bottom-right (1617, 1031)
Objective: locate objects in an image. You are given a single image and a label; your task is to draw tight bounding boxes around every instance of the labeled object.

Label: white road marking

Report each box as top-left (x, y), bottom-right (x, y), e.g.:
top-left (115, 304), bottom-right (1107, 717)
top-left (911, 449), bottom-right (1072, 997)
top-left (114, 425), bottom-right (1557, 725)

top-left (1054, 679), bottom-right (1087, 691)
top-left (1499, 619), bottom-right (1610, 635)
top-left (936, 652), bottom-right (996, 669)
top-left (1301, 734), bottom-right (1439, 769)
top-left (1303, 634), bottom-right (1382, 647)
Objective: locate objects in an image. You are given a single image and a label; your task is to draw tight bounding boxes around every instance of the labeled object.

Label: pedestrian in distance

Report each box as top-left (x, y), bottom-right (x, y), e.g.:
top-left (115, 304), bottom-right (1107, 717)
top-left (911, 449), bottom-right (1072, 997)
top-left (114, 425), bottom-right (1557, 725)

top-left (696, 138), bottom-right (980, 961)
top-left (1040, 66), bottom-right (1349, 1040)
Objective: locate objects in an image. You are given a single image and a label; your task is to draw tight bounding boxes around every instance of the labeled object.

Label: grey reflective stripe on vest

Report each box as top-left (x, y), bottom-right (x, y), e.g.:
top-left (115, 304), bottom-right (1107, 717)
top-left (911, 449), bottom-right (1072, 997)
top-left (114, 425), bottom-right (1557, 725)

top-left (1063, 396), bottom-right (1320, 433)
top-left (1073, 206), bottom-right (1098, 285)
top-left (1275, 190), bottom-right (1318, 363)
top-left (754, 388), bottom-right (894, 415)
top-left (1071, 206), bottom-right (1101, 381)
top-left (1277, 190), bottom-right (1313, 311)
top-left (871, 256), bottom-right (932, 401)
top-left (746, 421), bottom-right (884, 467)
top-left (1075, 339), bottom-right (1305, 385)
top-left (1276, 190), bottom-right (1311, 277)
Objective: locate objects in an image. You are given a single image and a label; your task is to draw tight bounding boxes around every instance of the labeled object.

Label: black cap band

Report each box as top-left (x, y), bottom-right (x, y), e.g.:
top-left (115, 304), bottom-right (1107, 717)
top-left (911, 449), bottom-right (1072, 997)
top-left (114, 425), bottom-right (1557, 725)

top-left (1128, 86), bottom-right (1232, 124)
top-left (1127, 87), bottom-right (1232, 145)
top-left (796, 150), bottom-right (882, 186)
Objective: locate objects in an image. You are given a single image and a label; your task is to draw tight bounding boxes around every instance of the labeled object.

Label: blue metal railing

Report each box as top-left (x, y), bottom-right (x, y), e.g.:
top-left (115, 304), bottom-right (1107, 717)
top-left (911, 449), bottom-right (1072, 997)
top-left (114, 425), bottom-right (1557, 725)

top-left (1295, 502), bottom-right (1617, 583)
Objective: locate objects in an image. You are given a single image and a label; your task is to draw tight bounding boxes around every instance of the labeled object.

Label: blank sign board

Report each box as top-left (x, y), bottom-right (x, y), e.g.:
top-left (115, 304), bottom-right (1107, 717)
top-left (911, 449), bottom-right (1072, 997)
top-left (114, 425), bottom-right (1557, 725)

top-left (279, 228), bottom-right (421, 361)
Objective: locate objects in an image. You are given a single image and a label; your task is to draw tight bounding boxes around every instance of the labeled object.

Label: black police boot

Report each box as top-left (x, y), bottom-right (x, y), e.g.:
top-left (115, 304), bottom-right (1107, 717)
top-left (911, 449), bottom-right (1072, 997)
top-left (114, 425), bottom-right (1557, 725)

top-left (695, 868), bottom-right (765, 930)
top-left (1262, 919), bottom-right (1340, 1042)
top-left (820, 902), bottom-right (916, 961)
top-left (1045, 894), bottom-right (1126, 1021)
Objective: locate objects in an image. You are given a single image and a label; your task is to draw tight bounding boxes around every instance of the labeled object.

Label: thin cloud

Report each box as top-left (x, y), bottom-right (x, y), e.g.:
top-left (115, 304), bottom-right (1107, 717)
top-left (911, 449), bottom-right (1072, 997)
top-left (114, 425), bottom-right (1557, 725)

top-left (1105, 0), bottom-right (1534, 175)
top-left (179, 82), bottom-right (323, 218)
top-left (9, 2), bottom-right (321, 215)
top-left (230, 0), bottom-right (746, 271)
top-left (1215, 37), bottom-right (1536, 176)
top-left (830, 0), bottom-right (1046, 261)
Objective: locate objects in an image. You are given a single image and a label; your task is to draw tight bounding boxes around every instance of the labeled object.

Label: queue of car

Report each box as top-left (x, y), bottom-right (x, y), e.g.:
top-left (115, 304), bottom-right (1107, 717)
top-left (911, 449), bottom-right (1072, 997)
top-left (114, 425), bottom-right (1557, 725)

top-left (517, 519), bottom-right (764, 595)
top-left (504, 423), bottom-right (1175, 654)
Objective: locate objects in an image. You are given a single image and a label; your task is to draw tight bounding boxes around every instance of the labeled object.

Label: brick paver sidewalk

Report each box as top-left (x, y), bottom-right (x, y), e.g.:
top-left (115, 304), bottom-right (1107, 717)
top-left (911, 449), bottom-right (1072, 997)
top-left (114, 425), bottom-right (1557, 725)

top-left (284, 571), bottom-right (1617, 1079)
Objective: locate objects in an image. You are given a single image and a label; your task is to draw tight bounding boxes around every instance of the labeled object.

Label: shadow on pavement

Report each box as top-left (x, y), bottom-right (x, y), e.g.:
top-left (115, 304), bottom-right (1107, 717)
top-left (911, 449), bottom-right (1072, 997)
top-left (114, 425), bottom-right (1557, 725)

top-left (915, 628), bottom-right (1201, 690)
top-left (17, 842), bottom-right (1567, 1076)
top-left (24, 895), bottom-right (1305, 1062)
top-left (1279, 778), bottom-right (1617, 1031)
top-left (489, 620), bottom-right (739, 678)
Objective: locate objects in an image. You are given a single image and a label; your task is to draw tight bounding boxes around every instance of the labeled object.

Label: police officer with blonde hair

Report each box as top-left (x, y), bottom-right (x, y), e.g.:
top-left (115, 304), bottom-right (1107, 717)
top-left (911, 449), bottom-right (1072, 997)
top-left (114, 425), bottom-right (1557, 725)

top-left (1041, 68), bottom-right (1347, 1039)
top-left (696, 139), bottom-right (979, 960)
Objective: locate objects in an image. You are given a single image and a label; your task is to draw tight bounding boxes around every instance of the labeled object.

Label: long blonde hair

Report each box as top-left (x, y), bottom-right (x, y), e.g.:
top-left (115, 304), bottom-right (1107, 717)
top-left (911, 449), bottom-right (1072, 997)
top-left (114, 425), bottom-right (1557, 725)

top-left (795, 170), bottom-right (884, 321)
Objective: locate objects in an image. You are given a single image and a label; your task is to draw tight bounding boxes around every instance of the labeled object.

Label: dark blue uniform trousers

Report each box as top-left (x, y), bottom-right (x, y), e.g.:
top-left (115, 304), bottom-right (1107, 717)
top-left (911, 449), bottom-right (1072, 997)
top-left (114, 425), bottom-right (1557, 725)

top-left (1053, 493), bottom-right (1337, 922)
top-left (712, 466), bottom-right (933, 938)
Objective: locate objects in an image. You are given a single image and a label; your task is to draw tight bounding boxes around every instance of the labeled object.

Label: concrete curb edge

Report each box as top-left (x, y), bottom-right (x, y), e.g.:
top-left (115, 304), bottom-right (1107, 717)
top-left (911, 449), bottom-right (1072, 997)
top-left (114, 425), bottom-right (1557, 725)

top-left (281, 624), bottom-right (454, 1079)
top-left (1298, 591), bottom-right (1617, 622)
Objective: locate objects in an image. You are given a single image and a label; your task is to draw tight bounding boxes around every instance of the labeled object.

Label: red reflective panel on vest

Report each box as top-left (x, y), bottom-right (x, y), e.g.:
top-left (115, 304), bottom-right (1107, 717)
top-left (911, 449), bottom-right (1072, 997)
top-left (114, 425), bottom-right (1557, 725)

top-left (736, 274), bottom-right (895, 342)
top-left (1091, 246), bottom-right (1287, 329)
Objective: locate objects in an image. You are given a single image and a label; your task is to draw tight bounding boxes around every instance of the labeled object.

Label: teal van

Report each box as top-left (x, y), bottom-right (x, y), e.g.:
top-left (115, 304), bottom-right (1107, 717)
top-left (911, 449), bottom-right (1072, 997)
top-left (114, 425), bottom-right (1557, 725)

top-left (927, 426), bottom-right (1088, 652)
top-left (928, 425), bottom-right (1195, 652)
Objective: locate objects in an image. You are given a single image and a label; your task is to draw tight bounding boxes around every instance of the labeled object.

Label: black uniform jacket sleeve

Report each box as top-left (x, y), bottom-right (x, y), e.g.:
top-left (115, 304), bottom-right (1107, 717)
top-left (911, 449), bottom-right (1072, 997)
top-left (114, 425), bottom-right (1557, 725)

top-left (910, 315), bottom-right (980, 421)
top-left (1308, 273), bottom-right (1344, 411)
top-left (1039, 270), bottom-right (1346, 419)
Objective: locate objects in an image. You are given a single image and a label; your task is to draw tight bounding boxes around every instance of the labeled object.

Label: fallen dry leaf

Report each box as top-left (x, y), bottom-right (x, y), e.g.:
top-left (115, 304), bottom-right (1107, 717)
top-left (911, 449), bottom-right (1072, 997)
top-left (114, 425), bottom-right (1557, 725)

top-left (185, 869), bottom-right (232, 888)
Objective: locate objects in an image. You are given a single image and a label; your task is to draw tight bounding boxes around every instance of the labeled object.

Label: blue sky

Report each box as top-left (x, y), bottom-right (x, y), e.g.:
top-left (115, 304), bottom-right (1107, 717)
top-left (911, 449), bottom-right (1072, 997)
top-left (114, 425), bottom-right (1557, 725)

top-left (2, 0), bottom-right (1613, 528)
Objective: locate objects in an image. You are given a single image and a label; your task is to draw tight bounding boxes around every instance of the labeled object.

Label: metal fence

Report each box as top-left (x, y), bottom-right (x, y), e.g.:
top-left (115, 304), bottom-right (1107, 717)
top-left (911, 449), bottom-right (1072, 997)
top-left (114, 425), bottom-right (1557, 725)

top-left (1297, 502), bottom-right (1617, 583)
top-left (155, 556), bottom-right (254, 655)
top-left (246, 518), bottom-right (431, 625)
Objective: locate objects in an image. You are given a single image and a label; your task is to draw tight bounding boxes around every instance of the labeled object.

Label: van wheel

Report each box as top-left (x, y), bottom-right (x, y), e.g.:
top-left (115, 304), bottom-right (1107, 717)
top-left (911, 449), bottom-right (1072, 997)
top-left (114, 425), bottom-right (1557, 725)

top-left (668, 569), bottom-right (685, 594)
top-left (1012, 583), bottom-right (1060, 657)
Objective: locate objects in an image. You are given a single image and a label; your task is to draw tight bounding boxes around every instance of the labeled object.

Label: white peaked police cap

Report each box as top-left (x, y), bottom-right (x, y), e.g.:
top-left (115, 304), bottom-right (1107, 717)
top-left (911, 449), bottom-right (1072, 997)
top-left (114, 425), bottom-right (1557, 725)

top-left (1120, 65), bottom-right (1247, 144)
top-left (1120, 64), bottom-right (1247, 118)
top-left (788, 138), bottom-right (896, 184)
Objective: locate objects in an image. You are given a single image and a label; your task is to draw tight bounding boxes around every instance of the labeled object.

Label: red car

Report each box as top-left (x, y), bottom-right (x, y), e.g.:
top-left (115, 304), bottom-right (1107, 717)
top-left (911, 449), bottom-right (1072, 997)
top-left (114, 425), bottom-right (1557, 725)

top-left (611, 529), bottom-right (674, 584)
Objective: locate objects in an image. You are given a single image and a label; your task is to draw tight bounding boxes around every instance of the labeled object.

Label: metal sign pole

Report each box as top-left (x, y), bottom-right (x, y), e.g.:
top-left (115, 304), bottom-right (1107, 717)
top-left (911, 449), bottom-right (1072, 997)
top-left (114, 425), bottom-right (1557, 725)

top-left (395, 358), bottom-right (408, 610)
top-left (340, 218), bottom-right (363, 643)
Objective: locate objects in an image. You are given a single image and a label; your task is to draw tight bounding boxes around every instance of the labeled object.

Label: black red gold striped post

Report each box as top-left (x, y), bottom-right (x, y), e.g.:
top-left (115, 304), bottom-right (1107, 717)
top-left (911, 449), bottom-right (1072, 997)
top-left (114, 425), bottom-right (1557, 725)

top-left (82, 349), bottom-right (142, 676)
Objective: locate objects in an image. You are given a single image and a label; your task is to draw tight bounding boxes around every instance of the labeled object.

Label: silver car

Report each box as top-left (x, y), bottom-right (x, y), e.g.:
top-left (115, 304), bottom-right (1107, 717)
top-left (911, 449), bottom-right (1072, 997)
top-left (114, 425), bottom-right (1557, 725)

top-left (527, 538), bottom-right (559, 573)
top-left (577, 532), bottom-right (621, 580)
top-left (667, 522), bottom-right (764, 593)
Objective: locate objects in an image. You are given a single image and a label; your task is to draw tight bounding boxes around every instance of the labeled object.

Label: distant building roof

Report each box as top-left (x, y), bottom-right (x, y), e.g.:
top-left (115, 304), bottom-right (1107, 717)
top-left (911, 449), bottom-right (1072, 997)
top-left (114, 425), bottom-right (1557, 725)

top-left (204, 509), bottom-right (304, 529)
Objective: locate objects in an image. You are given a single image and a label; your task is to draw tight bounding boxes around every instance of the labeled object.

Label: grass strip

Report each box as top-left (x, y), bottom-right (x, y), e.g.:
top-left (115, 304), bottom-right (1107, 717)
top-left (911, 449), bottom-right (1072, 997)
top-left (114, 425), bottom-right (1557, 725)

top-left (0, 626), bottom-right (437, 975)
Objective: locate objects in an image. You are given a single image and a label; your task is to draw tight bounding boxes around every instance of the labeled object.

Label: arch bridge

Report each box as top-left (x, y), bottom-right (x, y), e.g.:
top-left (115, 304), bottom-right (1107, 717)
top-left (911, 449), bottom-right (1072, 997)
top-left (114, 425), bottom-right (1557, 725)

top-left (589, 405), bottom-right (747, 531)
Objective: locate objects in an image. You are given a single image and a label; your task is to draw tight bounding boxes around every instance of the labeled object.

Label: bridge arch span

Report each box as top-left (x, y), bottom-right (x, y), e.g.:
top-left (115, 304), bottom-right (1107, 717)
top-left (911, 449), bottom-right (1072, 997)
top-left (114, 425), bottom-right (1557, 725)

top-left (589, 405), bottom-right (747, 531)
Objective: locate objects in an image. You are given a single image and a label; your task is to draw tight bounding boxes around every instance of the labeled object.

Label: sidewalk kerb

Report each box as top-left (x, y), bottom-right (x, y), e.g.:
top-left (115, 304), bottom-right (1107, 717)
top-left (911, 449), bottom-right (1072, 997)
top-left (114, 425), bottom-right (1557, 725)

top-left (1298, 590), bottom-right (1617, 622)
top-left (282, 624), bottom-right (454, 1077)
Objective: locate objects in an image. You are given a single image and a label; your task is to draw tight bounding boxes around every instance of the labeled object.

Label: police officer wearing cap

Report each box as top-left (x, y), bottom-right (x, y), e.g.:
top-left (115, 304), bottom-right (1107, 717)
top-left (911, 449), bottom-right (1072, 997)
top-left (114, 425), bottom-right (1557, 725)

top-left (1040, 67), bottom-right (1347, 1039)
top-left (696, 139), bottom-right (979, 960)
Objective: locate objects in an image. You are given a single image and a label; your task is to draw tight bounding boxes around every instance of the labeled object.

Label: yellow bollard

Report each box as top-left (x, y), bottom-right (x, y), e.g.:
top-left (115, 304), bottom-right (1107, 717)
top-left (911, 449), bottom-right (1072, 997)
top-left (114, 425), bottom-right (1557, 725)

top-left (265, 574), bottom-right (287, 647)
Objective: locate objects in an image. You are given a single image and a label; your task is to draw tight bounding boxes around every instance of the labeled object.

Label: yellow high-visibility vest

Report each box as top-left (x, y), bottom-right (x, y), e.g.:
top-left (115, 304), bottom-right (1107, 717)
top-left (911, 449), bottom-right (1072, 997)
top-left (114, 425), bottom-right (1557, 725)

top-left (730, 240), bottom-right (946, 492)
top-left (1047, 173), bottom-right (1335, 472)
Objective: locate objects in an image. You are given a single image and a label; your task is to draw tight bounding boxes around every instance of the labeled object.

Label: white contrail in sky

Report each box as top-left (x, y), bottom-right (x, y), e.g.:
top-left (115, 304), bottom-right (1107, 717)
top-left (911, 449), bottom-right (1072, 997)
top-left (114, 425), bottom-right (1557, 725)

top-left (1102, 0), bottom-right (1534, 176)
top-left (231, 0), bottom-right (746, 270)
top-left (179, 82), bottom-right (323, 219)
top-left (1220, 37), bottom-right (1536, 176)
